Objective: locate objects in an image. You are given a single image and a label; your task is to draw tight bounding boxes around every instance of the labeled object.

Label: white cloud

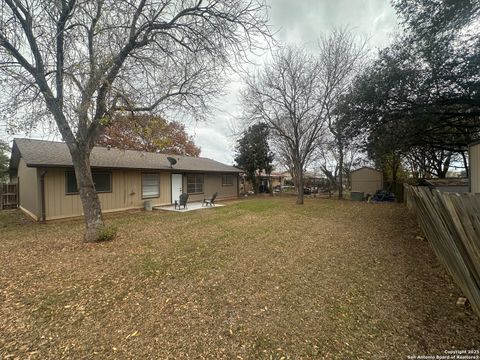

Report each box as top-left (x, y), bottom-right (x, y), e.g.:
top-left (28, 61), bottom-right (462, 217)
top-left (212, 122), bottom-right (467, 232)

top-left (192, 125), bottom-right (235, 164)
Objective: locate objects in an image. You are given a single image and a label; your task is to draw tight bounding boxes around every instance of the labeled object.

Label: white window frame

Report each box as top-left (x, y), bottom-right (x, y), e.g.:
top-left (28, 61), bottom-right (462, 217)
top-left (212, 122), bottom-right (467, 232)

top-left (222, 174), bottom-right (234, 186)
top-left (142, 173), bottom-right (160, 199)
top-left (187, 174), bottom-right (204, 194)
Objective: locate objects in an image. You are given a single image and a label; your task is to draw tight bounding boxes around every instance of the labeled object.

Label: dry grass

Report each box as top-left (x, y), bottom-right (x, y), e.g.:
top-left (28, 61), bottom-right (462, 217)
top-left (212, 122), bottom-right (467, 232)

top-left (0, 198), bottom-right (479, 359)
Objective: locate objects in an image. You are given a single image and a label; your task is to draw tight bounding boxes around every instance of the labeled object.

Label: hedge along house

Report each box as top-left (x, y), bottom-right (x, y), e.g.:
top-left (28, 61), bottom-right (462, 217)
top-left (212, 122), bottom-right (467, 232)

top-left (9, 138), bottom-right (240, 221)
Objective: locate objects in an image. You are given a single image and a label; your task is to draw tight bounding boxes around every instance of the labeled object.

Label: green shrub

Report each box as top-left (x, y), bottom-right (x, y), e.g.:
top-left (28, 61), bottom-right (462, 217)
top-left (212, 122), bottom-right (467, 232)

top-left (97, 225), bottom-right (117, 242)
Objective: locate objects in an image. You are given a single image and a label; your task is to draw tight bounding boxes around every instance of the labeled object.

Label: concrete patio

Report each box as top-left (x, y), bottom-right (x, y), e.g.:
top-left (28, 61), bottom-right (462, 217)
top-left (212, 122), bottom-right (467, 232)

top-left (153, 202), bottom-right (225, 212)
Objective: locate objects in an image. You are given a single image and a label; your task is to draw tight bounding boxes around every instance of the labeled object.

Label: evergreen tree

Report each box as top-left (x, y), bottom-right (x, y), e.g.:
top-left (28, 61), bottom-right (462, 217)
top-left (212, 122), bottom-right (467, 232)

top-left (234, 124), bottom-right (274, 194)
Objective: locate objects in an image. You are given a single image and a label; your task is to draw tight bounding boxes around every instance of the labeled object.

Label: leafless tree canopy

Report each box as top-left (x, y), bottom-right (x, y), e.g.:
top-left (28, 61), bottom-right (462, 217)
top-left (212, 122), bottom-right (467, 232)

top-left (242, 46), bottom-right (328, 204)
top-left (242, 30), bottom-right (365, 204)
top-left (318, 27), bottom-right (368, 113)
top-left (0, 0), bottom-right (270, 141)
top-left (316, 28), bottom-right (368, 198)
top-left (0, 0), bottom-right (270, 241)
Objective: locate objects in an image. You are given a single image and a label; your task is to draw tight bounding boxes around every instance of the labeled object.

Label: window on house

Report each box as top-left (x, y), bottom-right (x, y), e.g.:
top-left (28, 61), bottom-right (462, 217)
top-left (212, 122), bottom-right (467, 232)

top-left (92, 173), bottom-right (112, 192)
top-left (187, 174), bottom-right (204, 194)
top-left (66, 172), bottom-right (77, 194)
top-left (142, 173), bottom-right (160, 198)
top-left (222, 174), bottom-right (233, 186)
top-left (66, 171), bottom-right (112, 194)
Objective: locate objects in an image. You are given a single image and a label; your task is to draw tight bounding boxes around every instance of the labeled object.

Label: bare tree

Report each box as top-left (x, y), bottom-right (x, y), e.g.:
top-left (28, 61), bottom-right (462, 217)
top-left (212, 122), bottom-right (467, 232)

top-left (316, 134), bottom-right (363, 192)
top-left (0, 0), bottom-right (270, 241)
top-left (241, 33), bottom-right (364, 205)
top-left (242, 46), bottom-right (328, 204)
top-left (403, 146), bottom-right (458, 179)
top-left (271, 136), bottom-right (295, 179)
top-left (318, 28), bottom-right (368, 199)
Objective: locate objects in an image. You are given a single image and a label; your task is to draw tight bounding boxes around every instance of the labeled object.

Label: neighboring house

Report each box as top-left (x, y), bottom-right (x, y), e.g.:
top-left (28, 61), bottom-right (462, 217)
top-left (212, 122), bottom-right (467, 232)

top-left (350, 167), bottom-right (383, 195)
top-left (303, 171), bottom-right (327, 188)
top-left (470, 141), bottom-right (480, 193)
top-left (278, 171), bottom-right (325, 186)
top-left (256, 171), bottom-right (286, 193)
top-left (9, 138), bottom-right (240, 221)
top-left (240, 171), bottom-right (286, 193)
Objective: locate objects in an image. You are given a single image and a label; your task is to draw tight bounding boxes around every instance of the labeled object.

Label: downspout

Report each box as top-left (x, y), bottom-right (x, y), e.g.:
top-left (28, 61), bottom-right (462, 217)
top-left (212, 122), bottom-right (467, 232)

top-left (40, 170), bottom-right (48, 223)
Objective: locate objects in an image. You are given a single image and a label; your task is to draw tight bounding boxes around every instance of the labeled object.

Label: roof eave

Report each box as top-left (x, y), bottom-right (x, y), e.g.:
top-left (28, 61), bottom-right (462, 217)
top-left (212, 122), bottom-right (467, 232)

top-left (8, 140), bottom-right (20, 171)
top-left (25, 163), bottom-right (241, 173)
top-left (351, 166), bottom-right (382, 173)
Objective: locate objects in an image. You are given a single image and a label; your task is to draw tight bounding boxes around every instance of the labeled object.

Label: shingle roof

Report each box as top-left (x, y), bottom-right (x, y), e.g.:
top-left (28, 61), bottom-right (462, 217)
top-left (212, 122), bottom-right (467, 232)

top-left (11, 138), bottom-right (240, 173)
top-left (350, 166), bottom-right (382, 173)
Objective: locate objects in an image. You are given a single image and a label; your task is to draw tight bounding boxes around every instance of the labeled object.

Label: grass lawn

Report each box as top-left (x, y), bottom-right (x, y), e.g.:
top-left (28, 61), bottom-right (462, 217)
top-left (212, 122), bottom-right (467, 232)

top-left (1, 197), bottom-right (479, 359)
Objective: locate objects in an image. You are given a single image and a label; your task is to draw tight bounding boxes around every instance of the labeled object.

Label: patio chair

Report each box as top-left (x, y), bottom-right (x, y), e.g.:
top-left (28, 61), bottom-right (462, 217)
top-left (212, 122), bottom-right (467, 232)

top-left (175, 193), bottom-right (189, 210)
top-left (202, 192), bottom-right (218, 207)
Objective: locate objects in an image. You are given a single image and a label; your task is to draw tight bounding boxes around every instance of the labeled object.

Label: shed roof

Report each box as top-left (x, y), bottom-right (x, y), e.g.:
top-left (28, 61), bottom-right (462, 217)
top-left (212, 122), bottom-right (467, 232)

top-left (10, 138), bottom-right (240, 173)
top-left (351, 166), bottom-right (382, 173)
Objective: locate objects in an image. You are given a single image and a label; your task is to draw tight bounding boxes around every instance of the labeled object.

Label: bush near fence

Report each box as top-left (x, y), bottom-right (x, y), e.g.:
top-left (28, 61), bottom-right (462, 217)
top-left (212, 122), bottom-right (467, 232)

top-left (404, 184), bottom-right (480, 318)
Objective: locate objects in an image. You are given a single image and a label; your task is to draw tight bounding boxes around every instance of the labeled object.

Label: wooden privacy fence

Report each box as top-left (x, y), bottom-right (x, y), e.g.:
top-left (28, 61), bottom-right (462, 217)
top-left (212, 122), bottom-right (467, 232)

top-left (0, 183), bottom-right (18, 210)
top-left (404, 184), bottom-right (480, 318)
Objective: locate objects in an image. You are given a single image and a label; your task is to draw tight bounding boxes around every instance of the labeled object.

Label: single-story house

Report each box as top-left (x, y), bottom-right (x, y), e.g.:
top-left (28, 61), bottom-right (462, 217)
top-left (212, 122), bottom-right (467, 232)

top-left (240, 171), bottom-right (286, 194)
top-left (278, 171), bottom-right (326, 188)
top-left (350, 166), bottom-right (383, 195)
top-left (470, 141), bottom-right (480, 193)
top-left (9, 138), bottom-right (240, 221)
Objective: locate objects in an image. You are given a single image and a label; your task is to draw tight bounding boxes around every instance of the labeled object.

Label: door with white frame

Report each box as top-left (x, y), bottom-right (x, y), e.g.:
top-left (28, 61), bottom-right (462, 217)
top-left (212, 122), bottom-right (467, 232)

top-left (171, 173), bottom-right (183, 204)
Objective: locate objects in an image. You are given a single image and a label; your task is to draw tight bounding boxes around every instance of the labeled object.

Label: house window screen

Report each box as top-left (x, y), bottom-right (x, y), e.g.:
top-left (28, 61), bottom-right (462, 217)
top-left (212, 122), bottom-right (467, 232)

top-left (66, 172), bottom-right (77, 194)
top-left (93, 173), bottom-right (112, 192)
top-left (187, 174), bottom-right (204, 194)
top-left (65, 171), bottom-right (112, 194)
top-left (222, 174), bottom-right (233, 186)
top-left (142, 173), bottom-right (160, 198)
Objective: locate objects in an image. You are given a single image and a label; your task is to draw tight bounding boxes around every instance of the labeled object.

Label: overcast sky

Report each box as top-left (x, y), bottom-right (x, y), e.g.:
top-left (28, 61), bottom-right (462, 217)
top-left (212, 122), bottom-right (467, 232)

top-left (190, 0), bottom-right (399, 165)
top-left (0, 0), bottom-right (399, 165)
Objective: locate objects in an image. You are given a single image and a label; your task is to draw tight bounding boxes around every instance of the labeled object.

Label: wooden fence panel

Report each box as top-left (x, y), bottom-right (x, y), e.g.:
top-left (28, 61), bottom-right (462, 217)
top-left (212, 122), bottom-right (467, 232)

top-left (404, 184), bottom-right (480, 318)
top-left (0, 183), bottom-right (18, 210)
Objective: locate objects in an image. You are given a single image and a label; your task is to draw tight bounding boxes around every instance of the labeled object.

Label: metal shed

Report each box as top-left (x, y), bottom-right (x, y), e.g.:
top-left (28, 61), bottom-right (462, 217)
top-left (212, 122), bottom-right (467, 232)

top-left (351, 167), bottom-right (383, 196)
top-left (470, 141), bottom-right (480, 193)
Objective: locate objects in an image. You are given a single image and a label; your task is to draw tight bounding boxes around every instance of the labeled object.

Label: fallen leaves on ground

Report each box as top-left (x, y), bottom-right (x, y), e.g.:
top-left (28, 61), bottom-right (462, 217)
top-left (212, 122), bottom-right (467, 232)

top-left (0, 198), bottom-right (478, 359)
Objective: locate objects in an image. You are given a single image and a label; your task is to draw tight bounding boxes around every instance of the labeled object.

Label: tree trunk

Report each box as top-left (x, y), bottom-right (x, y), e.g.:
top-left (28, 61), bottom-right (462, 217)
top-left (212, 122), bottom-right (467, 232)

top-left (296, 164), bottom-right (304, 205)
top-left (392, 160), bottom-right (398, 187)
top-left (338, 143), bottom-right (344, 199)
top-left (71, 150), bottom-right (105, 242)
top-left (462, 151), bottom-right (469, 178)
top-left (268, 173), bottom-right (273, 196)
top-left (439, 154), bottom-right (451, 178)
